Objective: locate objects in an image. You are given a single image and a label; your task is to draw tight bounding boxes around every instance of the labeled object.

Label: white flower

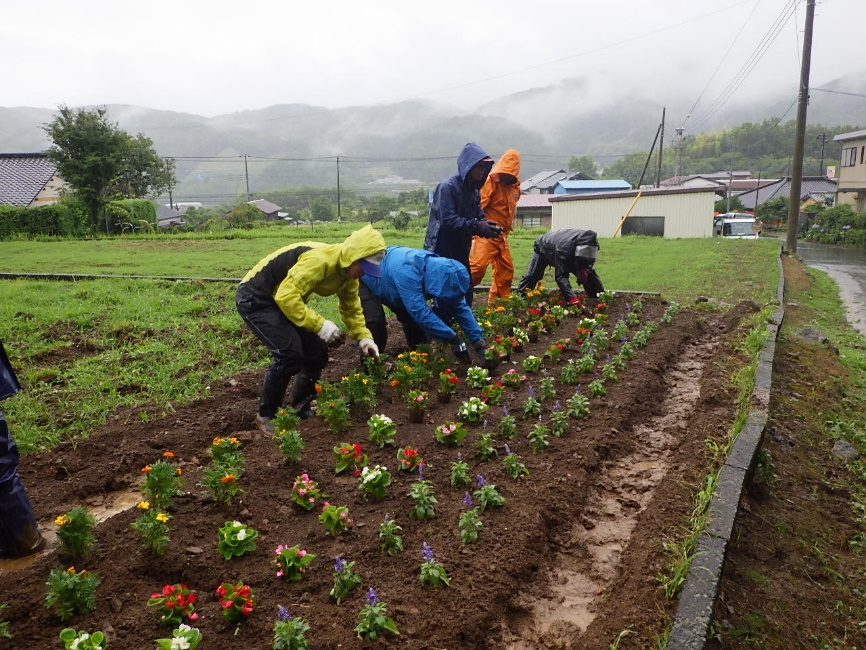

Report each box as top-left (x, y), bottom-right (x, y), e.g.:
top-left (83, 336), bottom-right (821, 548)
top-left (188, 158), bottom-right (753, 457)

top-left (236, 529), bottom-right (247, 540)
top-left (170, 638), bottom-right (191, 650)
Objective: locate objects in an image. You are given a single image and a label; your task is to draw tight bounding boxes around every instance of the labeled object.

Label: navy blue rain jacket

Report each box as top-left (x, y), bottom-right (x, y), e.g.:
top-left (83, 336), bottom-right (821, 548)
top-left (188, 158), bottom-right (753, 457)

top-left (361, 246), bottom-right (483, 343)
top-left (423, 142), bottom-right (493, 268)
top-left (0, 341), bottom-right (20, 403)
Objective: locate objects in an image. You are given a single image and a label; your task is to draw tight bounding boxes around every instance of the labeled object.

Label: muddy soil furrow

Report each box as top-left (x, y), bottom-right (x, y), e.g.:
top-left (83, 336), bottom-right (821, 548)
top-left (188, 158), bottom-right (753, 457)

top-left (502, 329), bottom-right (720, 649)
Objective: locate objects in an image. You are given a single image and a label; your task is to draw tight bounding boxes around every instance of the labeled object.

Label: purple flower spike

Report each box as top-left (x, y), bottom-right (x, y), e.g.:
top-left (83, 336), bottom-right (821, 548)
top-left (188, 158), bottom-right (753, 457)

top-left (277, 605), bottom-right (292, 621)
top-left (417, 464), bottom-right (424, 481)
top-left (553, 402), bottom-right (561, 412)
top-left (463, 491), bottom-right (473, 507)
top-left (334, 557), bottom-right (346, 572)
top-left (527, 385), bottom-right (536, 398)
top-left (476, 474), bottom-right (487, 486)
top-left (366, 587), bottom-right (379, 605)
top-left (421, 542), bottom-right (434, 562)
top-left (504, 444), bottom-right (511, 455)
top-left (502, 405), bottom-right (509, 417)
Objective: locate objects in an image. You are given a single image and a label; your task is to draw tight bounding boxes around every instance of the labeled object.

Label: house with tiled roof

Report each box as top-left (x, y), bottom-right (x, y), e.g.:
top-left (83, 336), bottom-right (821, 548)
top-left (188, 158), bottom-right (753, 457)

top-left (247, 198), bottom-right (282, 221)
top-left (736, 176), bottom-right (837, 211)
top-left (0, 153), bottom-right (67, 207)
top-left (520, 169), bottom-right (594, 195)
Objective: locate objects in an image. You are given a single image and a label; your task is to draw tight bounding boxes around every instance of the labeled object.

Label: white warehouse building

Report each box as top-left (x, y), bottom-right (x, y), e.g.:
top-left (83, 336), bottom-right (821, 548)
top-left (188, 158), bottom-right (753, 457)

top-left (550, 186), bottom-right (718, 238)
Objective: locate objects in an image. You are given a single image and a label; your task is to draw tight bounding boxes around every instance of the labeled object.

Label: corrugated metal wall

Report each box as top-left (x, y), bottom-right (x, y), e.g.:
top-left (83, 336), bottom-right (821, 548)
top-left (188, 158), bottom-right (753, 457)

top-left (551, 191), bottom-right (716, 238)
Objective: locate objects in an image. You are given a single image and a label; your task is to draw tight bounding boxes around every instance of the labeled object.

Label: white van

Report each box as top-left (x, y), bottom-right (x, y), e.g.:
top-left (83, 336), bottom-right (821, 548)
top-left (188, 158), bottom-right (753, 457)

top-left (713, 213), bottom-right (761, 239)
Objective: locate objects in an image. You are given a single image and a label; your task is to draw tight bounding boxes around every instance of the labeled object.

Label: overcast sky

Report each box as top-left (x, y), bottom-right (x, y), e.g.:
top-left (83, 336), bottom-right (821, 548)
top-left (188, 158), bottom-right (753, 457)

top-left (2, 0), bottom-right (861, 123)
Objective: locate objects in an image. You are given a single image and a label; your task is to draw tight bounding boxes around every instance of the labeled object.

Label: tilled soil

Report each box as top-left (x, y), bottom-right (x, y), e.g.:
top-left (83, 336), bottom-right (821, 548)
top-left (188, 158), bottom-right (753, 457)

top-left (0, 294), bottom-right (751, 649)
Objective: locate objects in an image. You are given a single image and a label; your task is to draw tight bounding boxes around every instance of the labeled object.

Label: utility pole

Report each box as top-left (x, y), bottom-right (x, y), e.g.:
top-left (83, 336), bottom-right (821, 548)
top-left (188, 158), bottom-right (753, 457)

top-left (336, 156), bottom-right (342, 222)
top-left (243, 154), bottom-right (250, 203)
top-left (655, 107), bottom-right (665, 188)
top-left (817, 133), bottom-right (827, 176)
top-left (786, 0), bottom-right (816, 254)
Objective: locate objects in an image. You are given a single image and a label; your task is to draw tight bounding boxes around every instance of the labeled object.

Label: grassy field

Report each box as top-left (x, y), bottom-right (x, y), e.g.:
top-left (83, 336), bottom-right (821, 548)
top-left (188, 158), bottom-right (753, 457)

top-left (0, 225), bottom-right (781, 453)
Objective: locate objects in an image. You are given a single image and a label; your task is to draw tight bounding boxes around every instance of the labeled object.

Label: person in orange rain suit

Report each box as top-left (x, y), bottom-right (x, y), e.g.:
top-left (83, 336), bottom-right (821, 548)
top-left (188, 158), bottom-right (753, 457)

top-left (469, 149), bottom-right (521, 304)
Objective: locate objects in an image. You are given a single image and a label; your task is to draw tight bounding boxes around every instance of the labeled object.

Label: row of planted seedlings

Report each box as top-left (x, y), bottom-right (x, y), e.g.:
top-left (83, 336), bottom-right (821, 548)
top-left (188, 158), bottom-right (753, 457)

top-left (46, 287), bottom-right (680, 649)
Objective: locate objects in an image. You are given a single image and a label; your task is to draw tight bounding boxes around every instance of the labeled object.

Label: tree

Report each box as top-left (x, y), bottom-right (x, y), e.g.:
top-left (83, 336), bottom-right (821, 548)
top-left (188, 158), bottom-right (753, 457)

top-left (309, 197), bottom-right (335, 222)
top-left (568, 155), bottom-right (597, 178)
top-left (43, 106), bottom-right (175, 233)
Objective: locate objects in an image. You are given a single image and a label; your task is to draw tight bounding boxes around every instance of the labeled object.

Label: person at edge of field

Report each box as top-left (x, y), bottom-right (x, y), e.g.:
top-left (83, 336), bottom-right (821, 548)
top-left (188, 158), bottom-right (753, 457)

top-left (0, 339), bottom-right (46, 559)
top-left (423, 142), bottom-right (503, 306)
top-left (469, 148), bottom-right (521, 305)
top-left (516, 228), bottom-right (605, 303)
top-left (235, 224), bottom-right (386, 433)
top-left (359, 246), bottom-right (496, 368)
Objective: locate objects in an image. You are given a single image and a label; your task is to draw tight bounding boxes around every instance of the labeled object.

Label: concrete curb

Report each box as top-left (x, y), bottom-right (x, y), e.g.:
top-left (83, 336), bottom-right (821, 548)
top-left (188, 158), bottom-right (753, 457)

top-left (666, 251), bottom-right (785, 649)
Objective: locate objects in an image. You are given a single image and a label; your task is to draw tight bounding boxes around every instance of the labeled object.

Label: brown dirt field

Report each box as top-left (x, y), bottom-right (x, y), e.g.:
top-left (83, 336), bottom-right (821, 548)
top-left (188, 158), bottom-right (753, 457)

top-left (0, 290), bottom-right (809, 649)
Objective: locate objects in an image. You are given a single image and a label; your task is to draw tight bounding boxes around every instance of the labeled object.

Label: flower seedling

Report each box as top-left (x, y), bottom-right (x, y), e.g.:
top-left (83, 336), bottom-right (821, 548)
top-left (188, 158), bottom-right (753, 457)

top-left (317, 395), bottom-right (351, 433)
top-left (560, 360), bottom-right (579, 385)
top-left (330, 557), bottom-right (363, 604)
top-left (340, 370), bottom-right (377, 412)
top-left (291, 473), bottom-right (327, 510)
top-left (528, 423), bottom-right (550, 452)
top-left (459, 494), bottom-right (484, 544)
top-left (499, 368), bottom-right (526, 388)
top-left (378, 516), bottom-right (404, 556)
top-left (396, 446), bottom-right (423, 472)
top-left (588, 379), bottom-right (607, 398)
top-left (208, 436), bottom-right (244, 470)
top-left (612, 319), bottom-right (629, 341)
top-left (522, 355), bottom-right (542, 373)
top-left (458, 397), bottom-right (489, 423)
top-left (155, 624), bottom-right (202, 650)
top-left (473, 475), bottom-right (505, 510)
top-left (54, 506), bottom-right (97, 559)
top-left (465, 366), bottom-right (490, 389)
top-left (565, 391), bottom-right (591, 418)
top-left (474, 431), bottom-right (498, 461)
top-left (499, 410), bottom-right (518, 440)
top-left (388, 350), bottom-right (432, 391)
top-left (435, 421), bottom-right (468, 446)
top-left (358, 465), bottom-right (392, 500)
top-left (449, 456), bottom-right (471, 489)
top-left (538, 376), bottom-right (557, 401)
top-left (274, 427), bottom-right (305, 464)
top-left (550, 405), bottom-right (568, 437)
top-left (199, 466), bottom-right (245, 506)
top-left (480, 381), bottom-right (504, 405)
top-left (59, 629), bottom-right (106, 650)
top-left (272, 545), bottom-right (315, 581)
top-left (148, 583), bottom-right (198, 626)
top-left (141, 452), bottom-right (185, 510)
top-left (354, 588), bottom-right (400, 640)
top-left (618, 341), bottom-right (636, 361)
top-left (272, 406), bottom-right (302, 432)
top-left (522, 394), bottom-right (541, 419)
top-left (418, 543), bottom-right (450, 588)
top-left (45, 566), bottom-right (101, 622)
top-left (131, 501), bottom-right (171, 556)
top-left (438, 368), bottom-right (460, 395)
top-left (319, 503), bottom-right (353, 536)
top-left (367, 414), bottom-right (397, 447)
top-left (215, 581), bottom-right (254, 624)
top-left (273, 606), bottom-right (310, 650)
top-left (217, 520), bottom-right (259, 560)
top-left (502, 446), bottom-right (529, 479)
top-left (333, 442), bottom-right (368, 475)
top-left (575, 353), bottom-right (596, 374)
top-left (408, 478), bottom-right (437, 520)
top-left (544, 342), bottom-right (565, 363)
top-left (405, 389), bottom-right (428, 414)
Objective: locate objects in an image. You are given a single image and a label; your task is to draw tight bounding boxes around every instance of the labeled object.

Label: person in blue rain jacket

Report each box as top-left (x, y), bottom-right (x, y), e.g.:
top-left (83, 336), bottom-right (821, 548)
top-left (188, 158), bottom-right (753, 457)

top-left (359, 246), bottom-right (493, 366)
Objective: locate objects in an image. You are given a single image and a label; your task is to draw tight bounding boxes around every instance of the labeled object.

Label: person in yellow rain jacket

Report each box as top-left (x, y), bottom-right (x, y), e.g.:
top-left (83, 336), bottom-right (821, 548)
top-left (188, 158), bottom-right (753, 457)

top-left (469, 149), bottom-right (521, 304)
top-left (235, 225), bottom-right (386, 433)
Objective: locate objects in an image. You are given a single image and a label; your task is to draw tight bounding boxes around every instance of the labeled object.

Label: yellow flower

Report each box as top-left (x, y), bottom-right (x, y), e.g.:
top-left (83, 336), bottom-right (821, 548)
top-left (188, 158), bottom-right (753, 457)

top-left (341, 376), bottom-right (349, 382)
top-left (137, 501), bottom-right (150, 510)
top-left (67, 566), bottom-right (76, 574)
top-left (212, 437), bottom-right (223, 446)
top-left (156, 513), bottom-right (169, 523)
top-left (55, 515), bottom-right (71, 526)
top-left (228, 437), bottom-right (240, 445)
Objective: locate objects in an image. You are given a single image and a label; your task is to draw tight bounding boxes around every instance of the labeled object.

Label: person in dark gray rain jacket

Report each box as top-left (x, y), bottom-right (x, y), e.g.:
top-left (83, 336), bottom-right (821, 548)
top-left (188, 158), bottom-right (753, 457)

top-left (517, 229), bottom-right (605, 302)
top-left (424, 142), bottom-right (502, 303)
top-left (0, 340), bottom-right (45, 559)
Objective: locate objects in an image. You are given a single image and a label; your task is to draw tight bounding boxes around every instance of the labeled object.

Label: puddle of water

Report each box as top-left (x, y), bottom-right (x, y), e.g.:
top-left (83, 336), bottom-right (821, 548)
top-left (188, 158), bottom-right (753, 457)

top-left (0, 488), bottom-right (142, 573)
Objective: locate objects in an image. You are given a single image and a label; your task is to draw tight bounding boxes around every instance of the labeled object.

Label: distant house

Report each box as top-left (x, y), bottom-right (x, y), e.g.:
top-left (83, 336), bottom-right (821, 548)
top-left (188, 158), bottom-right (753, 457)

top-left (247, 198), bottom-right (282, 221)
top-left (0, 153), bottom-right (67, 207)
top-left (553, 179), bottom-right (631, 195)
top-left (521, 169), bottom-right (594, 195)
top-left (659, 172), bottom-right (772, 195)
top-left (516, 194), bottom-right (553, 229)
top-left (736, 176), bottom-right (837, 211)
top-left (833, 129), bottom-right (866, 212)
top-left (156, 204), bottom-right (186, 228)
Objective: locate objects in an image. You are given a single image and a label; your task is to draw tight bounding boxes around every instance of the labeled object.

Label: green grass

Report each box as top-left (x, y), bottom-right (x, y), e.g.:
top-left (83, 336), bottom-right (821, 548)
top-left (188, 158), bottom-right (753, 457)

top-left (0, 225), bottom-right (781, 454)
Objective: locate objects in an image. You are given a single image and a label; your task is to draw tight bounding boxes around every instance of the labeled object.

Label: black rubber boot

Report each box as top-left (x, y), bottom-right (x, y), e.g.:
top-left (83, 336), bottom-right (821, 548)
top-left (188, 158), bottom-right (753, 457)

top-left (0, 477), bottom-right (45, 559)
top-left (290, 373), bottom-right (317, 419)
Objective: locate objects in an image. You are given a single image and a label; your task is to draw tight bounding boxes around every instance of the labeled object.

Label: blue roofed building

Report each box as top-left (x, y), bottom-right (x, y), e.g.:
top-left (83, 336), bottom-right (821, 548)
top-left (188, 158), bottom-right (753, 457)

top-left (553, 179), bottom-right (632, 195)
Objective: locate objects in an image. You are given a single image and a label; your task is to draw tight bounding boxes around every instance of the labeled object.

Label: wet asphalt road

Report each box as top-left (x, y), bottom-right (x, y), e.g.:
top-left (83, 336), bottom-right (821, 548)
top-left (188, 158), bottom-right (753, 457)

top-left (793, 239), bottom-right (866, 336)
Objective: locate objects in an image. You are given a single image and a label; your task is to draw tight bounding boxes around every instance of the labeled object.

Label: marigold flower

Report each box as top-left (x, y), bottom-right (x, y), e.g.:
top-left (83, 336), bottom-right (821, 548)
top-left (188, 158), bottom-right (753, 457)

top-left (142, 465), bottom-right (152, 474)
top-left (156, 513), bottom-right (169, 523)
top-left (55, 515), bottom-right (71, 526)
top-left (221, 474), bottom-right (236, 484)
top-left (137, 501), bottom-right (150, 510)
top-left (162, 451), bottom-right (175, 458)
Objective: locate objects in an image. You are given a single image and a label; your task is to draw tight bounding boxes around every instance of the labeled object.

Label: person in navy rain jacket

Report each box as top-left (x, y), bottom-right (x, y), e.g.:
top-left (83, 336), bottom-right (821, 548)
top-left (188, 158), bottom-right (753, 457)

top-left (0, 340), bottom-right (45, 559)
top-left (359, 246), bottom-right (493, 366)
top-left (424, 142), bottom-right (502, 305)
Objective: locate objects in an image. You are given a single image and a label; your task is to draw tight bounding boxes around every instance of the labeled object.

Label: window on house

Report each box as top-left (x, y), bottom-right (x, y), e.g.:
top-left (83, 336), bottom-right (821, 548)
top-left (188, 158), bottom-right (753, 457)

top-left (622, 216), bottom-right (665, 237)
top-left (841, 147), bottom-right (857, 167)
top-left (861, 146), bottom-right (865, 164)
top-left (521, 215), bottom-right (543, 228)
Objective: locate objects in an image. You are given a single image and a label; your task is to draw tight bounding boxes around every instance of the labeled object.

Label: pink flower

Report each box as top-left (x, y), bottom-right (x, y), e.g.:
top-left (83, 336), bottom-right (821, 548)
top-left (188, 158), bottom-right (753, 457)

top-left (299, 549), bottom-right (307, 556)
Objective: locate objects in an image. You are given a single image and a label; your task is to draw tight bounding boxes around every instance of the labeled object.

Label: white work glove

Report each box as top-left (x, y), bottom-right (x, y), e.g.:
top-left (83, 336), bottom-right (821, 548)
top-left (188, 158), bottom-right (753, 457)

top-left (317, 320), bottom-right (344, 345)
top-left (358, 337), bottom-right (380, 360)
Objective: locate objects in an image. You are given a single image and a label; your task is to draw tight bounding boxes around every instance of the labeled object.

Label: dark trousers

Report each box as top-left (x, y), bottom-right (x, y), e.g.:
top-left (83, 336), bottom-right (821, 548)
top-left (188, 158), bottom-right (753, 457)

top-left (0, 411), bottom-right (40, 558)
top-left (517, 249), bottom-right (551, 293)
top-left (359, 283), bottom-right (430, 352)
top-left (236, 283), bottom-right (329, 419)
